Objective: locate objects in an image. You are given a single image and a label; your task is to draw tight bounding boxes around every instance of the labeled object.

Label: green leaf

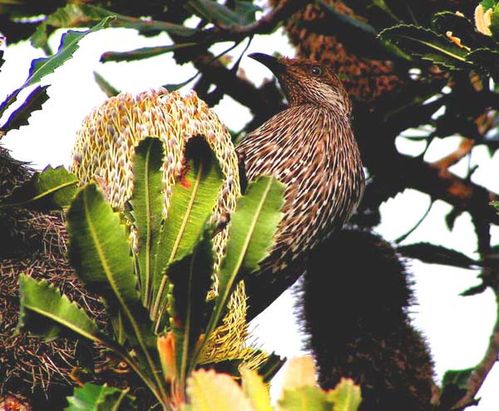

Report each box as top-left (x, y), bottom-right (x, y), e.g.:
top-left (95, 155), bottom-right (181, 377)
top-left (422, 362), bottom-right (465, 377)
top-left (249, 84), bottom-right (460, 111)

top-left (241, 368), bottom-right (272, 411)
top-left (201, 176), bottom-right (285, 354)
top-left (432, 11), bottom-right (491, 50)
top-left (67, 183), bottom-right (139, 304)
top-left (279, 386), bottom-right (329, 411)
top-left (397, 242), bottom-right (480, 269)
top-left (187, 0), bottom-right (246, 26)
top-left (31, 4), bottom-right (197, 49)
top-left (67, 184), bottom-right (162, 391)
top-left (169, 228), bottom-right (214, 383)
top-left (17, 275), bottom-right (102, 343)
top-left (481, 0), bottom-right (496, 10)
top-left (65, 383), bottom-right (136, 411)
top-left (0, 17), bottom-right (112, 120)
top-left (150, 137), bottom-right (223, 324)
top-left (0, 85), bottom-right (49, 133)
top-left (327, 379), bottom-right (362, 411)
top-left (100, 43), bottom-right (197, 63)
top-left (93, 71), bottom-right (119, 97)
top-left (439, 368), bottom-right (474, 409)
top-left (129, 138), bottom-right (164, 306)
top-left (234, 1), bottom-right (262, 24)
top-left (28, 18), bottom-right (113, 86)
top-left (379, 24), bottom-right (471, 69)
top-left (491, 4), bottom-right (499, 39)
top-left (0, 166), bottom-right (78, 210)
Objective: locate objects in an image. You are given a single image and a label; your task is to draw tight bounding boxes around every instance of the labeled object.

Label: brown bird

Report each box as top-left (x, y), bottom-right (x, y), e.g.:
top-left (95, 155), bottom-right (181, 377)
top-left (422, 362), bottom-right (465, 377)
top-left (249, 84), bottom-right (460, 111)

top-left (237, 53), bottom-right (365, 319)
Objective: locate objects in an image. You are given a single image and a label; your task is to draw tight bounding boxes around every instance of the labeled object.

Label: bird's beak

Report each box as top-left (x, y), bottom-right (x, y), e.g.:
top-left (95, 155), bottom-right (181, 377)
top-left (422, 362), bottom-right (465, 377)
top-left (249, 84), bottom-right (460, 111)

top-left (248, 52), bottom-right (285, 75)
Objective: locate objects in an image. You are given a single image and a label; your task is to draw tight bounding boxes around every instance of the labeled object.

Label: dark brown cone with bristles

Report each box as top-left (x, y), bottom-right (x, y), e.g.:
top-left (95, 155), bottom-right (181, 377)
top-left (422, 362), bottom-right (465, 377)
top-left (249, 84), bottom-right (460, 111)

top-left (237, 53), bottom-right (365, 319)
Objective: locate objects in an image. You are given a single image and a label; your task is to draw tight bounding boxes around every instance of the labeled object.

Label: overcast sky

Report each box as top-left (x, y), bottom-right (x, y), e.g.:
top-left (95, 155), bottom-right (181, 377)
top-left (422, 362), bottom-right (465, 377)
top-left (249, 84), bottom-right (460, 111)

top-left (0, 21), bottom-right (497, 409)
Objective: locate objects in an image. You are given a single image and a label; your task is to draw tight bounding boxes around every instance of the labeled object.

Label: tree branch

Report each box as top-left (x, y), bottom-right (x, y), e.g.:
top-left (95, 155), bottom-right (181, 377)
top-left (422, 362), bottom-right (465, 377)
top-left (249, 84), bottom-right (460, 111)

top-left (452, 296), bottom-right (499, 410)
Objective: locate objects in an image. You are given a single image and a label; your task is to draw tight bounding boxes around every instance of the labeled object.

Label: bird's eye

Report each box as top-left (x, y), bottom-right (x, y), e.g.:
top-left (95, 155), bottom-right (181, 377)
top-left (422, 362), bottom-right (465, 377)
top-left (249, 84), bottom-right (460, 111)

top-left (310, 66), bottom-right (322, 76)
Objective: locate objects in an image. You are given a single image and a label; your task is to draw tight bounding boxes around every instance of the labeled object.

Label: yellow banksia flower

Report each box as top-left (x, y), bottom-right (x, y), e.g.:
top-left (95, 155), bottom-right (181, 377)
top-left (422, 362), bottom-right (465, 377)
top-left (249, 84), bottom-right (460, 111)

top-left (475, 4), bottom-right (493, 36)
top-left (71, 88), bottom-right (264, 370)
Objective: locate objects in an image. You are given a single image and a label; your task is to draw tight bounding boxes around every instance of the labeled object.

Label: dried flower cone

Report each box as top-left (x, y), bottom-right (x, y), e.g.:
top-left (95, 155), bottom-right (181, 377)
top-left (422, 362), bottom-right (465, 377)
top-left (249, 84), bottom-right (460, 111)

top-left (271, 0), bottom-right (402, 103)
top-left (71, 89), bottom-right (262, 369)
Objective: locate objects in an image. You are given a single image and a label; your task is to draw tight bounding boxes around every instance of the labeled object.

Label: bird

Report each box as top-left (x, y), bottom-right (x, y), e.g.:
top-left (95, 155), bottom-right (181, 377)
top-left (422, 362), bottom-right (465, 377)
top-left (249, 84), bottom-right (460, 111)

top-left (237, 53), bottom-right (365, 320)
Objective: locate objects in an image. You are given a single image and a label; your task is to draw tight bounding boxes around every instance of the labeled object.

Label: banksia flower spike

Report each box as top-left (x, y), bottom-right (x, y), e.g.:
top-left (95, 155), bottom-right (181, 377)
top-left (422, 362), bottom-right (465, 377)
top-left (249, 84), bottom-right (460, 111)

top-left (71, 88), bottom-right (263, 369)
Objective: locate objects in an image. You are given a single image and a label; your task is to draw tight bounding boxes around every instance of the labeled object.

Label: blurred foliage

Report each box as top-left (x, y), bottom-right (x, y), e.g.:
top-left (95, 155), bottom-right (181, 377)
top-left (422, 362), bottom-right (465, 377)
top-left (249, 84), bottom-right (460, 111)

top-left (0, 0), bottom-right (498, 410)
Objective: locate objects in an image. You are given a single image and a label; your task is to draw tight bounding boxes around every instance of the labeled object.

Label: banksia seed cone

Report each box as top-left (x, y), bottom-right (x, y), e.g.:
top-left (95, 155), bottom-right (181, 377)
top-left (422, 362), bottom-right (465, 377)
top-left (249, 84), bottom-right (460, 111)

top-left (71, 88), bottom-right (263, 369)
top-left (270, 0), bottom-right (402, 103)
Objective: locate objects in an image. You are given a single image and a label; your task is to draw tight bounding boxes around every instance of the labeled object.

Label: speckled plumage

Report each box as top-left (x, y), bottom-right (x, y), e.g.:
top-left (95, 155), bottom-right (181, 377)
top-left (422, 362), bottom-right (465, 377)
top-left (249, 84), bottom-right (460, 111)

top-left (237, 54), bottom-right (365, 318)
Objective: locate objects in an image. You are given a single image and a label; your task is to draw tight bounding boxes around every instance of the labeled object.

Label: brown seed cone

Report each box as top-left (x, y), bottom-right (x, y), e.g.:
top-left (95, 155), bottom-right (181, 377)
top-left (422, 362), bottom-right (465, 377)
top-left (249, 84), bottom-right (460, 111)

top-left (270, 0), bottom-right (403, 103)
top-left (299, 228), bottom-right (436, 411)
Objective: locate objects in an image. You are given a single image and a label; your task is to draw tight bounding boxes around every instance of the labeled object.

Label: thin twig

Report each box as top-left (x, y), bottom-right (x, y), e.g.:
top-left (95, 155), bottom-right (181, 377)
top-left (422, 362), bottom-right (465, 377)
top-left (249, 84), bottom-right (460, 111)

top-left (432, 138), bottom-right (474, 170)
top-left (452, 290), bottom-right (499, 409)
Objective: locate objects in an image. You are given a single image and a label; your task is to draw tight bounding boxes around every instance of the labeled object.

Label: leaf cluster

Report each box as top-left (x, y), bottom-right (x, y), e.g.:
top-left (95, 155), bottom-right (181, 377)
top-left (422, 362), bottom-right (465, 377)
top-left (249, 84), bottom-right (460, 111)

top-left (9, 136), bottom-right (286, 409)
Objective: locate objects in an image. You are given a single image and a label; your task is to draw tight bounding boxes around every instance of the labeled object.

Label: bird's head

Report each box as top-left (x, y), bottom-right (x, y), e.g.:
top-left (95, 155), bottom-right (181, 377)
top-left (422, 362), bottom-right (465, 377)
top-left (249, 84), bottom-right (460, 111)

top-left (249, 52), bottom-right (351, 115)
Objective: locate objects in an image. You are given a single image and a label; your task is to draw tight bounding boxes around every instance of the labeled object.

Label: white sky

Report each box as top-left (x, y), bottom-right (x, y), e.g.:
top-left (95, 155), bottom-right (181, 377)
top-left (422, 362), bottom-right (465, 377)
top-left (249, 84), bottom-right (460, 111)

top-left (0, 22), bottom-right (497, 410)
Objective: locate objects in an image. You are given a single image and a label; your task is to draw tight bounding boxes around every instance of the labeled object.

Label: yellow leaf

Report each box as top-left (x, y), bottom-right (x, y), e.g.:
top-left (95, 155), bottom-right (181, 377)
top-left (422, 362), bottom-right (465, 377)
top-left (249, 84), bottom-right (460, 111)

top-left (281, 356), bottom-right (317, 391)
top-left (327, 378), bottom-right (362, 411)
top-left (241, 368), bottom-right (272, 411)
top-left (187, 369), bottom-right (253, 411)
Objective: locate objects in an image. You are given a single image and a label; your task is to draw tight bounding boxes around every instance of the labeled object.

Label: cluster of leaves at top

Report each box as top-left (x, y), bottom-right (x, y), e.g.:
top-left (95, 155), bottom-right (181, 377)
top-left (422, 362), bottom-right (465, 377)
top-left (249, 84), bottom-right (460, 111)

top-left (1, 134), bottom-right (361, 410)
top-left (378, 0), bottom-right (499, 79)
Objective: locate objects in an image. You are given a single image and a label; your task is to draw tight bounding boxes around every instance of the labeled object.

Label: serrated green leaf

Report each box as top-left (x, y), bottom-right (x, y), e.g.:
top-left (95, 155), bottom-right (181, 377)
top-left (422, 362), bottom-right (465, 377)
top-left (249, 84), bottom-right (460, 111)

top-left (169, 229), bottom-right (214, 383)
top-left (129, 138), bottom-right (164, 307)
top-left (31, 4), bottom-right (91, 49)
top-left (67, 183), bottom-right (139, 304)
top-left (65, 383), bottom-right (136, 411)
top-left (0, 17), bottom-right (112, 121)
top-left (279, 386), bottom-right (329, 411)
top-left (100, 43), bottom-right (197, 63)
top-left (17, 275), bottom-right (102, 343)
top-left (93, 71), bottom-right (119, 97)
top-left (0, 165), bottom-right (77, 210)
top-left (200, 176), bottom-right (285, 358)
top-left (327, 379), bottom-right (362, 411)
top-left (379, 24), bottom-right (471, 70)
top-left (241, 368), bottom-right (272, 411)
top-left (28, 18), bottom-right (112, 87)
top-left (150, 137), bottom-right (223, 324)
top-left (67, 184), bottom-right (163, 392)
top-left (0, 85), bottom-right (49, 133)
top-left (432, 11), bottom-right (487, 50)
